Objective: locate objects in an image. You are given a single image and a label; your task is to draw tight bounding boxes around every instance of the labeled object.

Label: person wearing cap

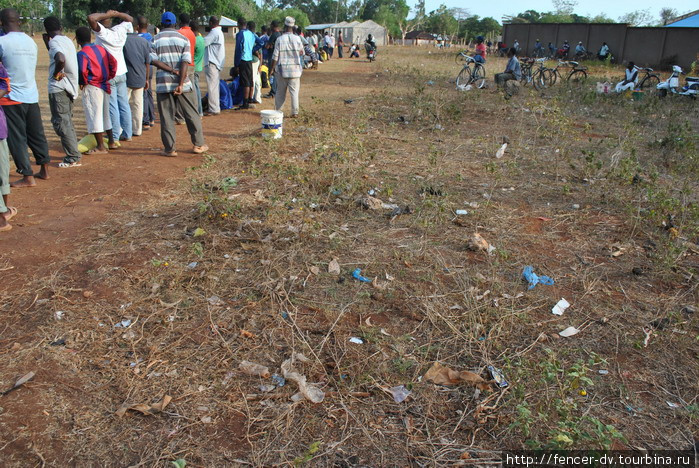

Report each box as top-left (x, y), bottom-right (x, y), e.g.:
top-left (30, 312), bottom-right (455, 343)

top-left (474, 36), bottom-right (486, 64)
top-left (87, 9), bottom-right (134, 145)
top-left (270, 16), bottom-right (304, 118)
top-left (204, 16), bottom-right (225, 116)
top-left (575, 41), bottom-right (586, 58)
top-left (150, 12), bottom-right (207, 156)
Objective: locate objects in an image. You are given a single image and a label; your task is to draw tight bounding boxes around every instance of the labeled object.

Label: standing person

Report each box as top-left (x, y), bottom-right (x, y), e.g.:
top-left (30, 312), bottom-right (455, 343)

top-left (42, 16), bottom-right (81, 167)
top-left (123, 24), bottom-right (150, 137)
top-left (174, 13), bottom-right (197, 124)
top-left (270, 17), bottom-right (304, 118)
top-left (234, 18), bottom-right (264, 110)
top-left (337, 32), bottom-right (343, 58)
top-left (598, 42), bottom-right (610, 61)
top-left (76, 26), bottom-right (116, 155)
top-left (0, 8), bottom-right (50, 187)
top-left (150, 12), bottom-right (207, 156)
top-left (0, 61), bottom-right (15, 230)
top-left (137, 16), bottom-right (155, 130)
top-left (264, 21), bottom-right (281, 98)
top-left (204, 15), bottom-right (225, 116)
top-left (328, 33), bottom-right (335, 58)
top-left (494, 47), bottom-right (521, 87)
top-left (191, 20), bottom-right (205, 116)
top-left (88, 9), bottom-right (134, 145)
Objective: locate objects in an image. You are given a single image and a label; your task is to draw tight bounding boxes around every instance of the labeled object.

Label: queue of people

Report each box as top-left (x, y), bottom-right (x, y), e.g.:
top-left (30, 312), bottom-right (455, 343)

top-left (0, 10), bottom-right (309, 232)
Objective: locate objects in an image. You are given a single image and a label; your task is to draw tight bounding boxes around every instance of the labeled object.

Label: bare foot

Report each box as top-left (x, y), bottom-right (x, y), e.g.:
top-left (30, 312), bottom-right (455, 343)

top-left (36, 165), bottom-right (49, 180)
top-left (0, 218), bottom-right (11, 232)
top-left (10, 176), bottom-right (36, 188)
top-left (88, 148), bottom-right (109, 154)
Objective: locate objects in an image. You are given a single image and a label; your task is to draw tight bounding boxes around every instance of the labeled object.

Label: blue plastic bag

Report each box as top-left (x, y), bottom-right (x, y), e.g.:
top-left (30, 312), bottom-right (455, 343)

top-left (352, 268), bottom-right (372, 283)
top-left (522, 266), bottom-right (554, 290)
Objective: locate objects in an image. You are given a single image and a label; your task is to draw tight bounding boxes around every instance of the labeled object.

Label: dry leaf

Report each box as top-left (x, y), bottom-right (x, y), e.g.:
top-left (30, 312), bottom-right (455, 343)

top-left (116, 395), bottom-right (172, 417)
top-left (424, 362), bottom-right (491, 391)
top-left (240, 329), bottom-right (255, 339)
top-left (309, 266), bottom-right (320, 275)
top-left (328, 258), bottom-right (341, 275)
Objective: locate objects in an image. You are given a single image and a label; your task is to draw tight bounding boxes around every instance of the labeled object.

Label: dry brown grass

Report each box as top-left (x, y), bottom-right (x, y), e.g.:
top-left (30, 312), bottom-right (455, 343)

top-left (0, 46), bottom-right (698, 466)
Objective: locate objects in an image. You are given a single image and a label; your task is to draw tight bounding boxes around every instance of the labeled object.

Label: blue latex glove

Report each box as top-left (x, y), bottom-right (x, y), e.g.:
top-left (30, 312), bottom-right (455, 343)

top-left (352, 268), bottom-right (372, 283)
top-left (522, 265), bottom-right (554, 289)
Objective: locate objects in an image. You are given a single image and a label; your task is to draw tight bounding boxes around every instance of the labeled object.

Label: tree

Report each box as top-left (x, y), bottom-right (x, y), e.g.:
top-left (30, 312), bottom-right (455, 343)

top-left (552, 0), bottom-right (577, 15)
top-left (618, 9), bottom-right (654, 26)
top-left (424, 4), bottom-right (457, 40)
top-left (256, 7), bottom-right (310, 29)
top-left (659, 7), bottom-right (678, 25)
top-left (373, 0), bottom-right (408, 38)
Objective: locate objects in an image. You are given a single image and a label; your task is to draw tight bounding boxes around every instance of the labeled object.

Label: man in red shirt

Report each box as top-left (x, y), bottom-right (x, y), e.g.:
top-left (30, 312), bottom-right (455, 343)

top-left (474, 36), bottom-right (486, 64)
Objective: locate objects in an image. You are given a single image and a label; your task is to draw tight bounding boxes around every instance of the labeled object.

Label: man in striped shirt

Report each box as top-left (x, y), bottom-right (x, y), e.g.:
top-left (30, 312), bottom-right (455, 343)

top-left (76, 26), bottom-right (117, 154)
top-left (150, 12), bottom-right (207, 157)
top-left (270, 17), bottom-right (304, 118)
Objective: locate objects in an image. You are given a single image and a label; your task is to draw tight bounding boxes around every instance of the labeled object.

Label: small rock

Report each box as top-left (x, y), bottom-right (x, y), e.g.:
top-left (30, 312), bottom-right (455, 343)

top-left (82, 290), bottom-right (94, 298)
top-left (572, 204), bottom-right (580, 209)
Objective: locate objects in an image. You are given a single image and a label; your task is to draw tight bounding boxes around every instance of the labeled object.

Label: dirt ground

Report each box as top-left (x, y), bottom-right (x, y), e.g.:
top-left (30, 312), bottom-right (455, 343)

top-left (1, 43), bottom-right (698, 467)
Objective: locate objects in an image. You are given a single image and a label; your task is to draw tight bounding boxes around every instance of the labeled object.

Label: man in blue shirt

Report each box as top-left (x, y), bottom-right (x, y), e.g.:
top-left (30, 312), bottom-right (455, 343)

top-left (0, 8), bottom-right (50, 187)
top-left (234, 18), bottom-right (264, 110)
top-left (495, 47), bottom-right (521, 88)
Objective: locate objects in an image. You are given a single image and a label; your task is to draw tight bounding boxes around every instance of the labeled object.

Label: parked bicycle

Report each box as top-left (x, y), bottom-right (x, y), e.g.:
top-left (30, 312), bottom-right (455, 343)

top-left (635, 65), bottom-right (660, 89)
top-left (520, 57), bottom-right (552, 90)
top-left (456, 55), bottom-right (486, 89)
top-left (548, 60), bottom-right (587, 85)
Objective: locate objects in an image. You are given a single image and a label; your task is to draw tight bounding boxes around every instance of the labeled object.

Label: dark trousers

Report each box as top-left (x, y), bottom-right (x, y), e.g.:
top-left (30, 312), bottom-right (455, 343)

top-left (157, 90), bottom-right (205, 153)
top-left (143, 88), bottom-right (155, 125)
top-left (4, 103), bottom-right (50, 176)
top-left (337, 45), bottom-right (343, 58)
top-left (49, 91), bottom-right (81, 162)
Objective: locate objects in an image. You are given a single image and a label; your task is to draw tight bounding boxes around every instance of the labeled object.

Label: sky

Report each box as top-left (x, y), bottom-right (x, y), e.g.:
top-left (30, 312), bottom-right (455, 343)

top-left (422, 0), bottom-right (697, 23)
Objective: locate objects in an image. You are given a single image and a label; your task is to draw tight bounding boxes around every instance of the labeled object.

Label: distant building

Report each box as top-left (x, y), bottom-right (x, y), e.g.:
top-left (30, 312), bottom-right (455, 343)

top-left (401, 31), bottom-right (436, 46)
top-left (665, 10), bottom-right (699, 27)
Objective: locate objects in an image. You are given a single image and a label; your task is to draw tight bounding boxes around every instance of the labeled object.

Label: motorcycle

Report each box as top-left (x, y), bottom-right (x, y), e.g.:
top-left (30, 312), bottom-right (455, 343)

top-left (366, 43), bottom-right (377, 62)
top-left (657, 65), bottom-right (699, 98)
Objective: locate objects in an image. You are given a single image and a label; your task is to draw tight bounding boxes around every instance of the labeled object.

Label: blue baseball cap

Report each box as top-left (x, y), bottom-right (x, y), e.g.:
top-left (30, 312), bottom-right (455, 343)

top-left (161, 12), bottom-right (176, 26)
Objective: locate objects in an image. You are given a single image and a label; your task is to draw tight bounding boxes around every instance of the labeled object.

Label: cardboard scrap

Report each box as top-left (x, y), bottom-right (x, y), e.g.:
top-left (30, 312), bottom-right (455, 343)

top-left (116, 395), bottom-right (172, 417)
top-left (424, 362), bottom-right (491, 391)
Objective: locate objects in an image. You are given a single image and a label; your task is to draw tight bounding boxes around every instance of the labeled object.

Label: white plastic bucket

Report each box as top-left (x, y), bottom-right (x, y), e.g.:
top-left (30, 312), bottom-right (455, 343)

top-left (261, 110), bottom-right (283, 140)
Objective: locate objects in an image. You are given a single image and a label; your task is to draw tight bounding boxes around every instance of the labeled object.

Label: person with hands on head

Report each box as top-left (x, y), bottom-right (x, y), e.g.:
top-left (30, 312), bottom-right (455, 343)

top-left (43, 16), bottom-right (81, 167)
top-left (149, 12), bottom-right (207, 157)
top-left (87, 9), bottom-right (134, 145)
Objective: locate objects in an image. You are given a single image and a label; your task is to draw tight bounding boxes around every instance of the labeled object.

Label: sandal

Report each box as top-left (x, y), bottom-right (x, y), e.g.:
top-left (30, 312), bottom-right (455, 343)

top-left (59, 161), bottom-right (83, 168)
top-left (0, 223), bottom-right (11, 232)
top-left (161, 150), bottom-right (178, 157)
top-left (4, 206), bottom-right (17, 221)
top-left (193, 145), bottom-right (209, 154)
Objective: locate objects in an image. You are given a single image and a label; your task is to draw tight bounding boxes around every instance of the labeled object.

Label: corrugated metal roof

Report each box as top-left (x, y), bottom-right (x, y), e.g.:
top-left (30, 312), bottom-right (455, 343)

top-left (220, 16), bottom-right (237, 27)
top-left (666, 14), bottom-right (699, 27)
top-left (307, 23), bottom-right (336, 30)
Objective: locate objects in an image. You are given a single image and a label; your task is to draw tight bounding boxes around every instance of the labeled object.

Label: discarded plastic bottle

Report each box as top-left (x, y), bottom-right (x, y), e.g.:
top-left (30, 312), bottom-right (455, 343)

top-left (238, 361), bottom-right (271, 378)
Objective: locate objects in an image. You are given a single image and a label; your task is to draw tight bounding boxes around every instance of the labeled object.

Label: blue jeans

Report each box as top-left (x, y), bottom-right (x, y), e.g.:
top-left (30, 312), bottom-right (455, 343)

top-left (474, 55), bottom-right (485, 64)
top-left (109, 74), bottom-right (132, 140)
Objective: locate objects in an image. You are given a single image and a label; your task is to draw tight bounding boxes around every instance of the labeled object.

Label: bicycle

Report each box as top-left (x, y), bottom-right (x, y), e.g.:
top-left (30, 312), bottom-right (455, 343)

top-left (635, 65), bottom-right (660, 89)
top-left (520, 57), bottom-right (553, 90)
top-left (548, 60), bottom-right (587, 85)
top-left (456, 55), bottom-right (486, 89)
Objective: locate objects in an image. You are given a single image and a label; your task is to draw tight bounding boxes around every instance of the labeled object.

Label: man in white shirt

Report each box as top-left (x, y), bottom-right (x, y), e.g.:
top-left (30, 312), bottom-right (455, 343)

top-left (43, 16), bottom-right (81, 167)
top-left (615, 62), bottom-right (638, 92)
top-left (204, 16), bottom-right (225, 115)
top-left (270, 17), bottom-right (304, 118)
top-left (88, 9), bottom-right (134, 146)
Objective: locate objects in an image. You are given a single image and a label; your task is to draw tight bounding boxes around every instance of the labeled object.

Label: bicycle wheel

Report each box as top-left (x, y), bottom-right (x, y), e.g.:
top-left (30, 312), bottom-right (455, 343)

top-left (456, 66), bottom-right (472, 88)
top-left (548, 69), bottom-right (559, 85)
top-left (567, 69), bottom-right (587, 84)
top-left (455, 53), bottom-right (467, 65)
top-left (639, 74), bottom-right (660, 89)
top-left (533, 69), bottom-right (548, 90)
top-left (473, 64), bottom-right (486, 89)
